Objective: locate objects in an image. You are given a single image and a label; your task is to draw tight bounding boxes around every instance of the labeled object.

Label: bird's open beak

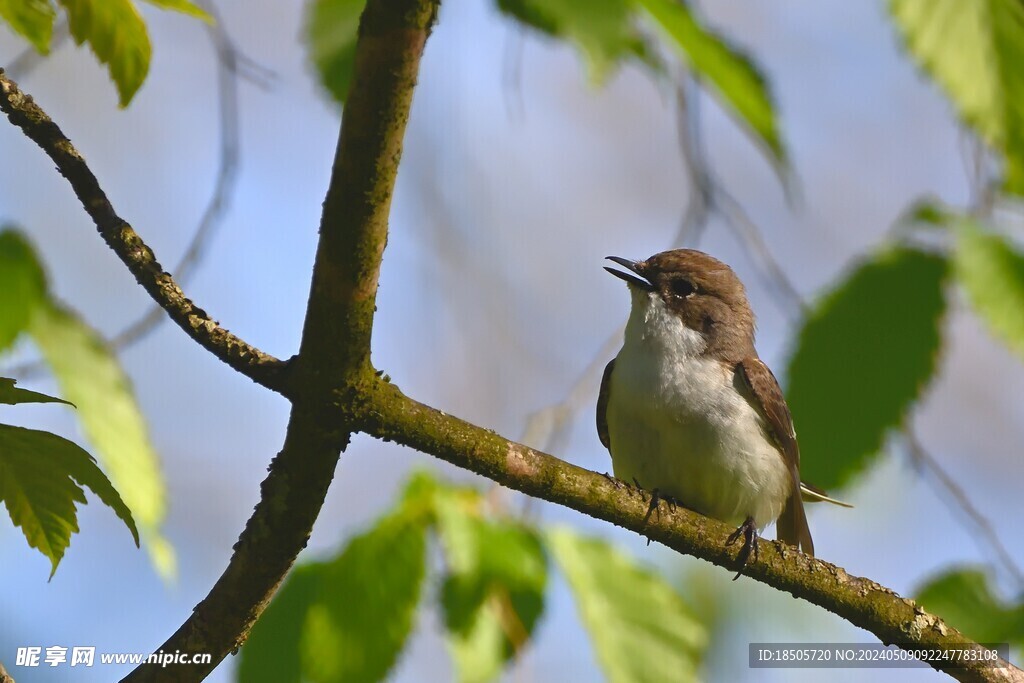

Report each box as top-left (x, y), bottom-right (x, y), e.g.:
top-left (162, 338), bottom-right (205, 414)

top-left (605, 256), bottom-right (654, 291)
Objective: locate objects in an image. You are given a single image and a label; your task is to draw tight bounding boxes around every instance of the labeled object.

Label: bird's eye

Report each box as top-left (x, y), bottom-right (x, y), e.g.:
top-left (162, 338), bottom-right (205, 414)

top-left (669, 278), bottom-right (695, 298)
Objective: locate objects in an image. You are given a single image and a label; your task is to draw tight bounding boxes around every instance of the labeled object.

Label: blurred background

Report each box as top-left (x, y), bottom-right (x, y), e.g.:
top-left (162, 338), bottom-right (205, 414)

top-left (1, 0), bottom-right (1021, 681)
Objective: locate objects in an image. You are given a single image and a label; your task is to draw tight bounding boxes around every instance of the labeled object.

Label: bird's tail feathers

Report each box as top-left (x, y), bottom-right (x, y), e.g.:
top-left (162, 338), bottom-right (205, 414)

top-left (777, 492), bottom-right (814, 557)
top-left (800, 481), bottom-right (854, 508)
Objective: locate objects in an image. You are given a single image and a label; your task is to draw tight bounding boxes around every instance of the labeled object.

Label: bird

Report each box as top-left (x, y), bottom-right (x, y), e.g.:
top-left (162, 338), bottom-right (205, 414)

top-left (598, 249), bottom-right (849, 576)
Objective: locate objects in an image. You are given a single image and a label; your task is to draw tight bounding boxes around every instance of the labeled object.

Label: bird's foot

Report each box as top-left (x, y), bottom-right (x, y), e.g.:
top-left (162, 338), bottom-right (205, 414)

top-left (634, 482), bottom-right (683, 546)
top-left (725, 516), bottom-right (759, 581)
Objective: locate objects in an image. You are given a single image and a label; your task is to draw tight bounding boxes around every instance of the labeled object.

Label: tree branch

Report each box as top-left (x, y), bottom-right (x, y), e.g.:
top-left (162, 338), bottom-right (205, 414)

top-left (4, 5), bottom-right (1019, 683)
top-left (117, 0), bottom-right (439, 680)
top-left (357, 379), bottom-right (1022, 683)
top-left (0, 69), bottom-right (286, 391)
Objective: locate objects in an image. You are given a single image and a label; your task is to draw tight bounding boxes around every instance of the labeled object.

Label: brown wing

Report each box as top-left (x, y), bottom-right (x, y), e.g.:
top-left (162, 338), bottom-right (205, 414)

top-left (736, 357), bottom-right (814, 556)
top-left (597, 359), bottom-right (615, 450)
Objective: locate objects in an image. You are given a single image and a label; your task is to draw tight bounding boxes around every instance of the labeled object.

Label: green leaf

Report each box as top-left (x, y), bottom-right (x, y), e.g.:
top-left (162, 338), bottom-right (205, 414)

top-left (306, 0), bottom-right (366, 104)
top-left (0, 423), bottom-right (138, 577)
top-left (786, 248), bottom-right (948, 489)
top-left (898, 197), bottom-right (954, 228)
top-left (237, 562), bottom-right (325, 683)
top-left (636, 0), bottom-right (783, 163)
top-left (57, 0), bottom-right (151, 106)
top-left (0, 377), bottom-right (72, 406)
top-left (28, 301), bottom-right (173, 578)
top-left (546, 527), bottom-right (706, 683)
top-left (497, 0), bottom-right (653, 82)
top-left (301, 502), bottom-right (429, 683)
top-left (889, 0), bottom-right (1024, 194)
top-left (0, 229), bottom-right (47, 352)
top-left (915, 566), bottom-right (1024, 648)
top-left (435, 488), bottom-right (547, 683)
top-left (954, 222), bottom-right (1024, 361)
top-left (139, 0), bottom-right (212, 23)
top-left (0, 0), bottom-right (56, 53)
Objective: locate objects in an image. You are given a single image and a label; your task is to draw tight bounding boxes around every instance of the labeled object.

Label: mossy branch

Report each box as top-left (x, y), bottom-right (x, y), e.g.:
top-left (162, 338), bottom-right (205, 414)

top-left (0, 70), bottom-right (286, 390)
top-left (353, 380), bottom-right (1022, 683)
top-left (2, 2), bottom-right (1020, 682)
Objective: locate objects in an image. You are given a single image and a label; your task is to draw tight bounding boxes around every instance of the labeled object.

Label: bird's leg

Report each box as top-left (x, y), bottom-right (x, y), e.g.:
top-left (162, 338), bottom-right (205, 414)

top-left (725, 516), bottom-right (759, 581)
top-left (627, 478), bottom-right (662, 546)
top-left (642, 488), bottom-right (662, 526)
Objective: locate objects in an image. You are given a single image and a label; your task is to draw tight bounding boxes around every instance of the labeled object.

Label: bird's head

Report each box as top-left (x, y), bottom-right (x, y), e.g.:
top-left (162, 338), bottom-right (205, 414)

top-left (605, 249), bottom-right (756, 359)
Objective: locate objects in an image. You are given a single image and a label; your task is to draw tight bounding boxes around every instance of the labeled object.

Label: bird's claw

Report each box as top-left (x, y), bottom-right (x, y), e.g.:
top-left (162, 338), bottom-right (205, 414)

top-left (726, 516), bottom-right (759, 580)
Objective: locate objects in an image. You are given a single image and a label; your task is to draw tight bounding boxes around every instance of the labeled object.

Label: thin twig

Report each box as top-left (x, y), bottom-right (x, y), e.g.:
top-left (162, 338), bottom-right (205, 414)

top-left (906, 431), bottom-right (1024, 589)
top-left (111, 1), bottom-right (245, 350)
top-left (3, 21), bottom-right (70, 78)
top-left (7, 2), bottom-right (266, 381)
top-left (0, 70), bottom-right (286, 390)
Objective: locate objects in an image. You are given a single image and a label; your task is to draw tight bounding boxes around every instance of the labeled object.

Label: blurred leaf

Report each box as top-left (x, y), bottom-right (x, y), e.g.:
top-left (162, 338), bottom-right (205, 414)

top-left (435, 488), bottom-right (547, 683)
top-left (898, 197), bottom-right (954, 228)
top-left (237, 562), bottom-right (325, 683)
top-left (954, 221), bottom-right (1024, 361)
top-left (916, 566), bottom-right (1024, 648)
top-left (636, 0), bottom-right (783, 164)
top-left (889, 0), bottom-right (1024, 194)
top-left (139, 0), bottom-right (212, 22)
top-left (300, 499), bottom-right (428, 683)
top-left (239, 474), bottom-right (435, 683)
top-left (0, 377), bottom-right (71, 406)
top-left (497, 0), bottom-right (652, 81)
top-left (28, 301), bottom-right (173, 578)
top-left (306, 0), bottom-right (366, 104)
top-left (546, 527), bottom-right (705, 683)
top-left (57, 0), bottom-right (151, 106)
top-left (0, 423), bottom-right (138, 577)
top-left (0, 229), bottom-right (47, 352)
top-left (786, 248), bottom-right (948, 489)
top-left (0, 0), bottom-right (56, 53)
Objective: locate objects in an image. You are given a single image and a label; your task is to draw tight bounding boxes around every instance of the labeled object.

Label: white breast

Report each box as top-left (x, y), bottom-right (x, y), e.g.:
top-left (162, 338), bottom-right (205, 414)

top-left (606, 290), bottom-right (791, 529)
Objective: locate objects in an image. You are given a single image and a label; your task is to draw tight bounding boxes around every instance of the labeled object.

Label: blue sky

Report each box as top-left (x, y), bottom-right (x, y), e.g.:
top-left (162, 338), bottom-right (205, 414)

top-left (1, 0), bottom-right (1021, 681)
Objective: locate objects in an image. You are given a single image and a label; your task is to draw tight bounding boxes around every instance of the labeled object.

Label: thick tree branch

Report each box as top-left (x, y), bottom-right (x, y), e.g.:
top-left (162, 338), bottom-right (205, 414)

top-left (3, 5), bottom-right (1018, 683)
top-left (118, 0), bottom-right (439, 680)
top-left (355, 379), bottom-right (1022, 683)
top-left (0, 69), bottom-right (286, 390)
top-left (292, 0), bottom-right (436, 388)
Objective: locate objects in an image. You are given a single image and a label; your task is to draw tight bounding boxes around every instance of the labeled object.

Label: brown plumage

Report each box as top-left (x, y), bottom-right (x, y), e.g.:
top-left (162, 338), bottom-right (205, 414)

top-left (600, 248), bottom-right (816, 558)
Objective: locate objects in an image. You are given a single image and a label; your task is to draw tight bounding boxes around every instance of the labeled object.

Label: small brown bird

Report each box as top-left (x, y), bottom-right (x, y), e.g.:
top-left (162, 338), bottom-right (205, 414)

top-left (599, 249), bottom-right (848, 574)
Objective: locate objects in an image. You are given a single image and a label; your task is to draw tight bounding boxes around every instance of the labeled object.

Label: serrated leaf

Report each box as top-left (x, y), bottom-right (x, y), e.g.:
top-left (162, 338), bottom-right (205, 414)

top-left (546, 527), bottom-right (705, 683)
top-left (497, 0), bottom-right (653, 82)
top-left (306, 0), bottom-right (366, 104)
top-left (301, 502), bottom-right (428, 683)
top-left (435, 489), bottom-right (547, 683)
top-left (0, 228), bottom-right (47, 352)
top-left (0, 377), bottom-right (72, 406)
top-left (889, 0), bottom-right (1024, 194)
top-left (139, 0), bottom-right (211, 23)
top-left (57, 0), bottom-right (151, 106)
top-left (237, 562), bottom-right (325, 683)
top-left (915, 566), bottom-right (1024, 648)
top-left (954, 222), bottom-right (1024, 361)
top-left (786, 248), bottom-right (948, 489)
top-left (28, 301), bottom-right (173, 577)
top-left (0, 0), bottom-right (56, 53)
top-left (636, 0), bottom-right (783, 164)
top-left (0, 423), bottom-right (138, 577)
